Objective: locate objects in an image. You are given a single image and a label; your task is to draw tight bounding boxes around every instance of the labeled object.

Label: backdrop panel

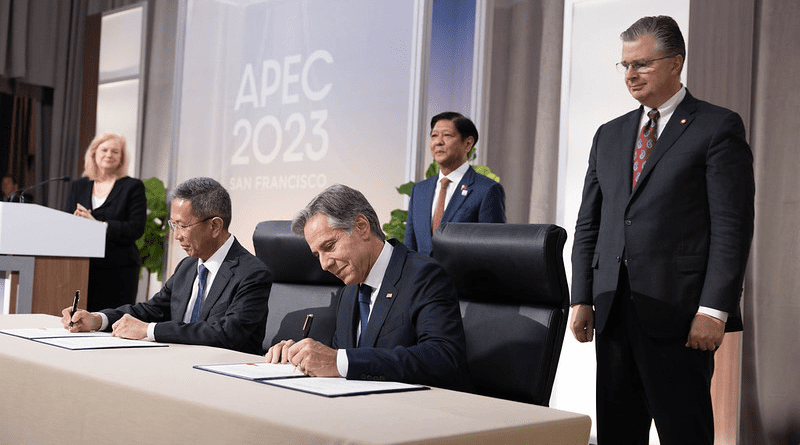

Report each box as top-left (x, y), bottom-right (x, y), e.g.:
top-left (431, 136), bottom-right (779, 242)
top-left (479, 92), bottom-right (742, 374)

top-left (175, 0), bottom-right (421, 252)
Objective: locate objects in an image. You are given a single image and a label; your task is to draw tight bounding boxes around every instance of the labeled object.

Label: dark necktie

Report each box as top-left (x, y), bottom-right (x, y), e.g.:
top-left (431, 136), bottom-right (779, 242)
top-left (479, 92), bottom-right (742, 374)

top-left (432, 177), bottom-right (451, 233)
top-left (632, 109), bottom-right (660, 188)
top-left (357, 284), bottom-right (373, 347)
top-left (190, 264), bottom-right (208, 323)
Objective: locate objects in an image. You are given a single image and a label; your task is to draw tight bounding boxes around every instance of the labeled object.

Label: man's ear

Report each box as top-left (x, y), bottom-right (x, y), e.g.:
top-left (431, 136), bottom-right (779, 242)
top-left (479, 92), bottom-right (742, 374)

top-left (671, 54), bottom-right (684, 75)
top-left (353, 214), bottom-right (371, 239)
top-left (210, 216), bottom-right (225, 237)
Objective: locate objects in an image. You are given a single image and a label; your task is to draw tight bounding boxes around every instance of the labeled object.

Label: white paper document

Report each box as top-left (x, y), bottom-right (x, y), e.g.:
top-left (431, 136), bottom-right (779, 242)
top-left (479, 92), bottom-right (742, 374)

top-left (32, 336), bottom-right (168, 350)
top-left (0, 328), bottom-right (111, 339)
top-left (263, 377), bottom-right (428, 397)
top-left (194, 363), bottom-right (306, 380)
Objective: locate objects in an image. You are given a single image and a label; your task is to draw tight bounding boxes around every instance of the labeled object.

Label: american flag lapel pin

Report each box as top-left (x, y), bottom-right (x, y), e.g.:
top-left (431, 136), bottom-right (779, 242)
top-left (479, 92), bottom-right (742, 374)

top-left (461, 185), bottom-right (468, 196)
top-left (680, 119), bottom-right (687, 124)
top-left (386, 293), bottom-right (393, 299)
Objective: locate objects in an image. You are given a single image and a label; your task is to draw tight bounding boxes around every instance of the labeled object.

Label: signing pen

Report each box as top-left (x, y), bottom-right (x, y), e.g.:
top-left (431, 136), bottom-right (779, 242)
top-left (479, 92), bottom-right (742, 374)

top-left (68, 290), bottom-right (79, 328)
top-left (302, 313), bottom-right (314, 339)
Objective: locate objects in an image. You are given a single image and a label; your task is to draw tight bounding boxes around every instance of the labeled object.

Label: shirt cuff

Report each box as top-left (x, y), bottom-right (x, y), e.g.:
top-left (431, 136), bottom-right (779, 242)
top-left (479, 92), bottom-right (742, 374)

top-left (98, 312), bottom-right (109, 331)
top-left (336, 349), bottom-right (348, 377)
top-left (146, 323), bottom-right (157, 341)
top-left (698, 306), bottom-right (728, 323)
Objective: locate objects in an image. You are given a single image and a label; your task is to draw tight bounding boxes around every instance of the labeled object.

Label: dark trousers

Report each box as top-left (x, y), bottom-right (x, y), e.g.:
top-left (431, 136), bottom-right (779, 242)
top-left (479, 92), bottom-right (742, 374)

top-left (595, 265), bottom-right (715, 445)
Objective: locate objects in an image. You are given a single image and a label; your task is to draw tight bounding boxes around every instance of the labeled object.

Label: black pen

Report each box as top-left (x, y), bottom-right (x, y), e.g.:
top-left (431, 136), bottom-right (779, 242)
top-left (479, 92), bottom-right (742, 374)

top-left (302, 313), bottom-right (314, 339)
top-left (68, 290), bottom-right (79, 328)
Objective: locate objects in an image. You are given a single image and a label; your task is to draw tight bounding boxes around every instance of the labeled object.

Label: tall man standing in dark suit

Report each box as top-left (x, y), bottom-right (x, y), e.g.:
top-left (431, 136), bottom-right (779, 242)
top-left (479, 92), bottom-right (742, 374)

top-left (266, 184), bottom-right (469, 390)
top-left (570, 16), bottom-right (754, 445)
top-left (405, 112), bottom-right (506, 256)
top-left (63, 177), bottom-right (272, 355)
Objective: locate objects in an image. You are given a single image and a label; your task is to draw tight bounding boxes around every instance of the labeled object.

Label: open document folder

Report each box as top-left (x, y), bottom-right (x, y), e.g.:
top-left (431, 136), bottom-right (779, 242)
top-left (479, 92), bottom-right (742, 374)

top-left (194, 362), bottom-right (428, 397)
top-left (0, 327), bottom-right (167, 350)
top-left (0, 327), bottom-right (111, 339)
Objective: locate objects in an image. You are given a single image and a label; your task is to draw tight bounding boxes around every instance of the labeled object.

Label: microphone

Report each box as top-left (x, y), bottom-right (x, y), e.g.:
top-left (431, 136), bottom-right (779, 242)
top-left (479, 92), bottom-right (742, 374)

top-left (9, 176), bottom-right (71, 203)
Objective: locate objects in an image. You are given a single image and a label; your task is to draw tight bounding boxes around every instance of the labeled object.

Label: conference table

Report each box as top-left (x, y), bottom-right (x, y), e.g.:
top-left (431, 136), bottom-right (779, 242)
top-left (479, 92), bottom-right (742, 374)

top-left (0, 314), bottom-right (591, 444)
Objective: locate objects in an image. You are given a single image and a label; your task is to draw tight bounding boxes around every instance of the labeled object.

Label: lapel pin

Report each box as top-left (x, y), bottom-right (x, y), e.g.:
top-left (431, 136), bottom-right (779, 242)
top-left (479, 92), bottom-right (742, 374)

top-left (461, 185), bottom-right (468, 196)
top-left (680, 119), bottom-right (687, 124)
top-left (385, 293), bottom-right (393, 299)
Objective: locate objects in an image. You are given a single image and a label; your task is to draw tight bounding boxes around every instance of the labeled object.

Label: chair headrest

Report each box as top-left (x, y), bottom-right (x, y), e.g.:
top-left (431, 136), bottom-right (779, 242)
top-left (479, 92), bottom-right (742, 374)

top-left (253, 220), bottom-right (342, 285)
top-left (432, 223), bottom-right (569, 307)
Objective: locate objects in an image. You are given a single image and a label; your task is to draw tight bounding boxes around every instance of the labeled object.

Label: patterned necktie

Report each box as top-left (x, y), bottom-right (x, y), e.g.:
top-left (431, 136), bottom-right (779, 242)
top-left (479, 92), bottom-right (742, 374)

top-left (432, 177), bottom-right (451, 233)
top-left (632, 109), bottom-right (660, 188)
top-left (357, 284), bottom-right (373, 347)
top-left (190, 264), bottom-right (208, 322)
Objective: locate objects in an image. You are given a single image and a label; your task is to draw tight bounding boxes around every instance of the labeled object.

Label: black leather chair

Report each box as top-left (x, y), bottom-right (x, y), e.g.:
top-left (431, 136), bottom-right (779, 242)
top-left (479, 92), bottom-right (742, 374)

top-left (432, 222), bottom-right (570, 406)
top-left (252, 221), bottom-right (343, 352)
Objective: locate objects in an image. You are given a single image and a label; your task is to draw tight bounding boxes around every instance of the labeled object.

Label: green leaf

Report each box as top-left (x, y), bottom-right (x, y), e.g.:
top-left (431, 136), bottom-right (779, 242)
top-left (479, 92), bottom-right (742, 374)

top-left (382, 209), bottom-right (408, 243)
top-left (425, 162), bottom-right (439, 178)
top-left (472, 164), bottom-right (501, 182)
top-left (396, 181), bottom-right (414, 196)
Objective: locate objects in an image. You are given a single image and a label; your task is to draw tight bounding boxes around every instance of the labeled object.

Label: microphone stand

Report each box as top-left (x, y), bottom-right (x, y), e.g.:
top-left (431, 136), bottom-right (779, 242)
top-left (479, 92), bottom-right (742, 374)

top-left (9, 176), bottom-right (71, 204)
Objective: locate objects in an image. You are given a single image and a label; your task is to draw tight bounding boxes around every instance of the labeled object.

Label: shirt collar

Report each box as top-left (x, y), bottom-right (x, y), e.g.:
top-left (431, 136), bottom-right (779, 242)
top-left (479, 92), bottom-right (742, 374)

top-left (644, 85), bottom-right (685, 119)
top-left (438, 161), bottom-right (470, 185)
top-left (362, 241), bottom-right (393, 291)
top-left (199, 234), bottom-right (235, 277)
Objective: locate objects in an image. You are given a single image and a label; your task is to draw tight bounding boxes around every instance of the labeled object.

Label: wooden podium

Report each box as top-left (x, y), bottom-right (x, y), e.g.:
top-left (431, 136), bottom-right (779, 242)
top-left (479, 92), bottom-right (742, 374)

top-left (0, 202), bottom-right (106, 316)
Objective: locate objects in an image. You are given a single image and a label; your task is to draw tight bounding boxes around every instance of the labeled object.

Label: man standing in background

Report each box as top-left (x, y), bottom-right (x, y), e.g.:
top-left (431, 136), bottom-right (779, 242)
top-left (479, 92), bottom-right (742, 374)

top-left (570, 16), bottom-right (754, 444)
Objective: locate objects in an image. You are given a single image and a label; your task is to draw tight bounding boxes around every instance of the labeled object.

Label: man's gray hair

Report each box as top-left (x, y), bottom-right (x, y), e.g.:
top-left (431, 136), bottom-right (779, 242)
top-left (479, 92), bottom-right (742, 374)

top-left (292, 184), bottom-right (385, 240)
top-left (621, 16), bottom-right (686, 66)
top-left (168, 177), bottom-right (232, 229)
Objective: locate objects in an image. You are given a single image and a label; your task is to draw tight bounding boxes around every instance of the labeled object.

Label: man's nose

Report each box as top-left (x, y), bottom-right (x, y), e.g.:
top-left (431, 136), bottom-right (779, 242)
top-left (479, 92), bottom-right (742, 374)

top-left (319, 253), bottom-right (334, 271)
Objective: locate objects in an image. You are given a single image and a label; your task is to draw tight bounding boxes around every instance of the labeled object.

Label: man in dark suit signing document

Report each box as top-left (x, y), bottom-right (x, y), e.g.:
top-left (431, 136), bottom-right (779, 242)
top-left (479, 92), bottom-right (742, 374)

top-left (63, 177), bottom-right (272, 355)
top-left (569, 16), bottom-right (754, 445)
top-left (266, 184), bottom-right (469, 390)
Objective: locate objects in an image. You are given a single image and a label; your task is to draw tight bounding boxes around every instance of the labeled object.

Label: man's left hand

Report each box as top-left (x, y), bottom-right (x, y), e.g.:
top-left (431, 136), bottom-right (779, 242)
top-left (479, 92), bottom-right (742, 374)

top-left (111, 314), bottom-right (148, 340)
top-left (685, 312), bottom-right (725, 351)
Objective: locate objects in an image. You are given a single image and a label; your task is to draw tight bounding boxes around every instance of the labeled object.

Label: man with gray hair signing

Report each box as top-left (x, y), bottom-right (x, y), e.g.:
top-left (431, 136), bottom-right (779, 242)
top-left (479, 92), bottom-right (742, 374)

top-left (63, 177), bottom-right (272, 355)
top-left (266, 184), bottom-right (469, 390)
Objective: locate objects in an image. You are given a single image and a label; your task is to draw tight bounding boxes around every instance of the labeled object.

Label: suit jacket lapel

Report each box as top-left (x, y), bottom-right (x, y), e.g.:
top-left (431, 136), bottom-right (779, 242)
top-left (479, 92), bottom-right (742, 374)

top-left (198, 241), bottom-right (240, 320)
top-left (418, 177), bottom-right (436, 235)
top-left (93, 178), bottom-right (123, 211)
top-left (177, 259), bottom-right (199, 317)
top-left (619, 109), bottom-right (641, 197)
top-left (632, 92), bottom-right (697, 196)
top-left (339, 286), bottom-right (359, 348)
top-left (441, 166), bottom-right (475, 222)
top-left (361, 242), bottom-right (404, 347)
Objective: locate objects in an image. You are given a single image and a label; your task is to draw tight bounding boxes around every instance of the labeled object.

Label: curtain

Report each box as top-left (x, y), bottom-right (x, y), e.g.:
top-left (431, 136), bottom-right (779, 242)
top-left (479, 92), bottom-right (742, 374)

top-left (2, 0), bottom-right (149, 208)
top-left (9, 94), bottom-right (35, 196)
top-left (740, 0), bottom-right (800, 443)
top-left (483, 0), bottom-right (563, 224)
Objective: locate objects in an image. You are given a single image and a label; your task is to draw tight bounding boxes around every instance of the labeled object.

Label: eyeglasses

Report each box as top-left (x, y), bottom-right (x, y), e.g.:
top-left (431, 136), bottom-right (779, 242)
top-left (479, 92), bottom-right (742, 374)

top-left (167, 216), bottom-right (216, 233)
top-left (616, 54), bottom-right (677, 74)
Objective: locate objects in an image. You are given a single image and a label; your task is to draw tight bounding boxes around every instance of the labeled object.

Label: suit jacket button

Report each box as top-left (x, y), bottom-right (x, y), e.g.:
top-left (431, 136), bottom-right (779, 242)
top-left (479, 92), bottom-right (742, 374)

top-left (615, 256), bottom-right (621, 262)
top-left (625, 220), bottom-right (632, 226)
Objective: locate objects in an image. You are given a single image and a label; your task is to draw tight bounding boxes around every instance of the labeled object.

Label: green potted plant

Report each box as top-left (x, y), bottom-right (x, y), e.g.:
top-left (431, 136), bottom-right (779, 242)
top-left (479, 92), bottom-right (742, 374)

top-left (136, 177), bottom-right (169, 281)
